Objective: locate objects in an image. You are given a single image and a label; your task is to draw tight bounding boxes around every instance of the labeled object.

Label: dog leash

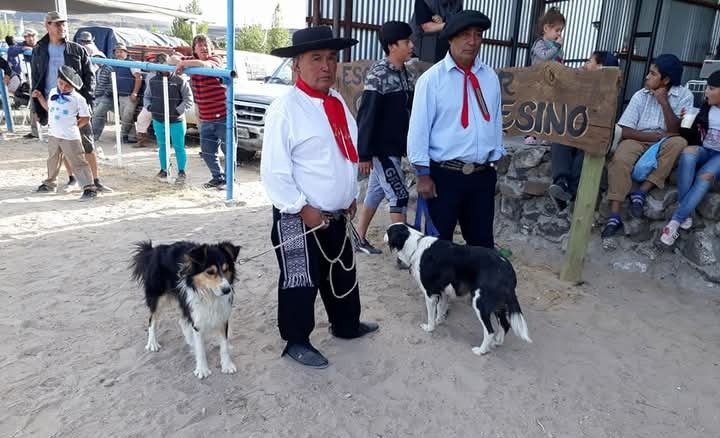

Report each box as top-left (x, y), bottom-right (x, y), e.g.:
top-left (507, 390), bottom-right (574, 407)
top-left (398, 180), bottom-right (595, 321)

top-left (236, 222), bottom-right (328, 266)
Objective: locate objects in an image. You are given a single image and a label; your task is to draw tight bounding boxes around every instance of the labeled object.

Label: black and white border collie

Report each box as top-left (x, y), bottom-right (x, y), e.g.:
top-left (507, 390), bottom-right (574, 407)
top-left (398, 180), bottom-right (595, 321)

top-left (384, 223), bottom-right (532, 355)
top-left (131, 240), bottom-right (241, 379)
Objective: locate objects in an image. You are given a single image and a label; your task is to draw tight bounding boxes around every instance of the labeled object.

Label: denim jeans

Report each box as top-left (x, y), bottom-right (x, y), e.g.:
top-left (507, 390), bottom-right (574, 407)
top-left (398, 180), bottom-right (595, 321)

top-left (672, 146), bottom-right (720, 222)
top-left (91, 96), bottom-right (113, 141)
top-left (199, 118), bottom-right (227, 180)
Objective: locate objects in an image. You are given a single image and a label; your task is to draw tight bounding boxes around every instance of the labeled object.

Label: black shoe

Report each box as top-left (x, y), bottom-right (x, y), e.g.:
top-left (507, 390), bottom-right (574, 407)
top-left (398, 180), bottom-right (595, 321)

top-left (36, 183), bottom-right (56, 193)
top-left (94, 179), bottom-right (113, 193)
top-left (356, 239), bottom-right (382, 255)
top-left (330, 321), bottom-right (379, 339)
top-left (122, 135), bottom-right (137, 144)
top-left (548, 180), bottom-right (573, 202)
top-left (203, 178), bottom-right (226, 189)
top-left (79, 188), bottom-right (97, 201)
top-left (282, 343), bottom-right (329, 369)
top-left (156, 170), bottom-right (168, 183)
top-left (24, 133), bottom-right (37, 139)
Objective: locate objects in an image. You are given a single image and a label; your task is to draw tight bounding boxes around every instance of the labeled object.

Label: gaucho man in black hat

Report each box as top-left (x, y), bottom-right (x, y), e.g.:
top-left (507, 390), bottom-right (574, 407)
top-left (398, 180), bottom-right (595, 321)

top-left (260, 26), bottom-right (379, 369)
top-left (407, 10), bottom-right (505, 249)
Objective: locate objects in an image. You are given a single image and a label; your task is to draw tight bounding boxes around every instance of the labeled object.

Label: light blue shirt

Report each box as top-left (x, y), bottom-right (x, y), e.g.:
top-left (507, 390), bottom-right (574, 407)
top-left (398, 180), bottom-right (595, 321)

top-left (45, 43), bottom-right (66, 97)
top-left (407, 52), bottom-right (505, 167)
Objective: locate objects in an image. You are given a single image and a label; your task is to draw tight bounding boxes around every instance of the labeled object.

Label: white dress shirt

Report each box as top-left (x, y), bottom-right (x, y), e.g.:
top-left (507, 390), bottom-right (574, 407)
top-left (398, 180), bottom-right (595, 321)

top-left (261, 87), bottom-right (359, 214)
top-left (407, 52), bottom-right (505, 167)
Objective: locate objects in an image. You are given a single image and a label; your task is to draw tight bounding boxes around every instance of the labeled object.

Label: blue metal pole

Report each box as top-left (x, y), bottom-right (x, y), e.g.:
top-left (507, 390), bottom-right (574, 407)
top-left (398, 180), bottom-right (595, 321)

top-left (90, 57), bottom-right (237, 79)
top-left (225, 0), bottom-right (236, 201)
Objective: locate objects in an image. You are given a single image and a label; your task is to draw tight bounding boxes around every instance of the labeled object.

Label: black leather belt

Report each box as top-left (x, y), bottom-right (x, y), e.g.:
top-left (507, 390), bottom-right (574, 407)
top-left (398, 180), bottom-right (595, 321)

top-left (431, 159), bottom-right (495, 175)
top-left (322, 210), bottom-right (346, 221)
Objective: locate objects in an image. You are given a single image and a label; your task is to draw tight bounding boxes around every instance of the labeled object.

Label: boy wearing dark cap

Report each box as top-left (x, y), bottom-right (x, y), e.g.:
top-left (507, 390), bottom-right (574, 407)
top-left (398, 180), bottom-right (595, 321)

top-left (355, 21), bottom-right (416, 255)
top-left (602, 53), bottom-right (693, 238)
top-left (33, 66), bottom-right (97, 201)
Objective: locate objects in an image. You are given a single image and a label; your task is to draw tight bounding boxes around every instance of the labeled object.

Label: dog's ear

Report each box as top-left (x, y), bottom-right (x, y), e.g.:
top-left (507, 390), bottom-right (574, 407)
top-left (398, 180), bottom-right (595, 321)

top-left (186, 244), bottom-right (208, 266)
top-left (219, 241), bottom-right (241, 262)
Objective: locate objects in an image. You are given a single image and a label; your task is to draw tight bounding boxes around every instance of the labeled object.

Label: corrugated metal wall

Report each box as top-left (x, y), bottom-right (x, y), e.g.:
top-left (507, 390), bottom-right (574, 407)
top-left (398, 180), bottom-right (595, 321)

top-left (313, 0), bottom-right (602, 68)
top-left (542, 1), bottom-right (603, 68)
top-left (310, 0), bottom-right (718, 77)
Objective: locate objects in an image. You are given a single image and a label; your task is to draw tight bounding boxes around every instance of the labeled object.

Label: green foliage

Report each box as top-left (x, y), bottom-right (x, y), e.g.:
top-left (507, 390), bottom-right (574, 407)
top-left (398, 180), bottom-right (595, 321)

top-left (236, 24), bottom-right (266, 53)
top-left (235, 3), bottom-right (289, 54)
top-left (0, 22), bottom-right (16, 41)
top-left (170, 0), bottom-right (209, 44)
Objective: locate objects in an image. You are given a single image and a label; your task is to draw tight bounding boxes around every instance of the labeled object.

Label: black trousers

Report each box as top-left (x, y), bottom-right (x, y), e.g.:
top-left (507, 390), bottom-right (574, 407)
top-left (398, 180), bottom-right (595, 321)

top-left (271, 208), bottom-right (361, 345)
top-left (551, 143), bottom-right (584, 196)
top-left (427, 164), bottom-right (497, 249)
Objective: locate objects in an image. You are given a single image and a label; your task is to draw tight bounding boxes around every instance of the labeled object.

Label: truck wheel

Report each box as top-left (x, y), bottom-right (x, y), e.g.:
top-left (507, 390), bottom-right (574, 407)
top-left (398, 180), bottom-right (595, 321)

top-left (236, 148), bottom-right (256, 162)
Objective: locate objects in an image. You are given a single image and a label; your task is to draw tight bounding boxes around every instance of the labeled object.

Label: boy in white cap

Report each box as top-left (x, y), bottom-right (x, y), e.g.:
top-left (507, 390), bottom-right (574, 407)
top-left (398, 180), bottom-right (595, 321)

top-left (33, 66), bottom-right (97, 201)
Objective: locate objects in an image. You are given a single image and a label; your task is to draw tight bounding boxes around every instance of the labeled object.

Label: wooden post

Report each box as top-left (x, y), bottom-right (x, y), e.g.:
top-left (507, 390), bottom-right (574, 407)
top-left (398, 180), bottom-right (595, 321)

top-left (560, 152), bottom-right (606, 283)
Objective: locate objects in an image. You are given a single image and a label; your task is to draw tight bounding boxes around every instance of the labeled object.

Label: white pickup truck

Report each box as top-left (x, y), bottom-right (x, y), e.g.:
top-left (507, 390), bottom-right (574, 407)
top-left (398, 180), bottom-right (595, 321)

top-left (234, 58), bottom-right (293, 161)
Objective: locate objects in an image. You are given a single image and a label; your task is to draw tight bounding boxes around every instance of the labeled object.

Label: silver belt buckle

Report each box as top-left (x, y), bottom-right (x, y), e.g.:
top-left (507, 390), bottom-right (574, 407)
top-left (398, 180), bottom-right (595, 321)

top-left (461, 162), bottom-right (475, 175)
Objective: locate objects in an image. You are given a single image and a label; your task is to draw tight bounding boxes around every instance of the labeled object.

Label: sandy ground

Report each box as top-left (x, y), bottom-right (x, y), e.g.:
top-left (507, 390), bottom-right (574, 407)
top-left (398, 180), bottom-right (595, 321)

top-left (1, 127), bottom-right (720, 438)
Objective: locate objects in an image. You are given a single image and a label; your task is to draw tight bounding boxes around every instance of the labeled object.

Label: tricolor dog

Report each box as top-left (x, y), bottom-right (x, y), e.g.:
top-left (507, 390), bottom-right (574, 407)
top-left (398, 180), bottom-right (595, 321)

top-left (130, 240), bottom-right (241, 379)
top-left (384, 223), bottom-right (532, 355)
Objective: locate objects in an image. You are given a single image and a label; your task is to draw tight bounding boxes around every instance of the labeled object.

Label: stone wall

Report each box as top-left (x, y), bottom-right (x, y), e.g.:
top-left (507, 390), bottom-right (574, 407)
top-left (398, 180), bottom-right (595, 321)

top-left (494, 138), bottom-right (720, 284)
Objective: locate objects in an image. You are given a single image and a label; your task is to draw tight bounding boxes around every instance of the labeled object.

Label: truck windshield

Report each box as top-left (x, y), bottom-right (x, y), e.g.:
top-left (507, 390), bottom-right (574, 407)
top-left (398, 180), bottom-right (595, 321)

top-left (265, 58), bottom-right (292, 85)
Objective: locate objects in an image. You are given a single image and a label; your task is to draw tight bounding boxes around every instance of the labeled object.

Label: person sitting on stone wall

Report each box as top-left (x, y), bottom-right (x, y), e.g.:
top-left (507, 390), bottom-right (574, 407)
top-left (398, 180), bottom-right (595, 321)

top-left (548, 50), bottom-right (620, 211)
top-left (601, 54), bottom-right (693, 238)
top-left (660, 71), bottom-right (720, 246)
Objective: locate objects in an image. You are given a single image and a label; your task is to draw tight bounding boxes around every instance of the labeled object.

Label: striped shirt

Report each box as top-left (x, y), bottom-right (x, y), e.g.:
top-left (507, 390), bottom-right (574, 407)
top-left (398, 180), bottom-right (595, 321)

top-left (186, 55), bottom-right (227, 121)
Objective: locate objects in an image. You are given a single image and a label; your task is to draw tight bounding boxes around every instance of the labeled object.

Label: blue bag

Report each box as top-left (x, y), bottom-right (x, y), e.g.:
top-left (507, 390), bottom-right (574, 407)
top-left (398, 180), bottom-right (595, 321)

top-left (631, 137), bottom-right (667, 182)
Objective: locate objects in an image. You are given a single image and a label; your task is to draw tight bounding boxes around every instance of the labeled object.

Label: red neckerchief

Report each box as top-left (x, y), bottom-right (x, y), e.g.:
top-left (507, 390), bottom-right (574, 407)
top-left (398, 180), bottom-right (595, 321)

top-left (460, 65), bottom-right (491, 128)
top-left (296, 78), bottom-right (358, 163)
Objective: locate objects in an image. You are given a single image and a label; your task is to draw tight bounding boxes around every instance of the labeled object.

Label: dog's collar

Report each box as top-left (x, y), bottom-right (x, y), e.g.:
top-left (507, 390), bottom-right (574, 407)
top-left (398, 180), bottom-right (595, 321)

top-left (405, 235), bottom-right (428, 264)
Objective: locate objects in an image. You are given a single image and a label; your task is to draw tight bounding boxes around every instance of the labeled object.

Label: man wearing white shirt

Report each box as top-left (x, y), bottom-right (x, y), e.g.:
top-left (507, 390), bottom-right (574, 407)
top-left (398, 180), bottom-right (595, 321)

top-left (261, 27), bottom-right (379, 369)
top-left (407, 10), bottom-right (504, 249)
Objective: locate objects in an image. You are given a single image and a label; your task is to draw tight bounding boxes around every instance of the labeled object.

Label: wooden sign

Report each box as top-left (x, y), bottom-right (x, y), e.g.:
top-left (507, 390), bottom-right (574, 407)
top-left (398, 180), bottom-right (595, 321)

top-left (335, 60), bottom-right (621, 156)
top-left (499, 62), bottom-right (621, 156)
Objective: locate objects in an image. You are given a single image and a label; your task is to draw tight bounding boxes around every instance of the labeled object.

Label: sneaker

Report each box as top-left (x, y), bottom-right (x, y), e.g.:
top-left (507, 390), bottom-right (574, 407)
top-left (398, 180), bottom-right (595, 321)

top-left (36, 183), bottom-right (56, 193)
top-left (79, 188), bottom-right (97, 201)
top-left (23, 133), bottom-right (37, 139)
top-left (524, 136), bottom-right (537, 145)
top-left (156, 170), bottom-right (168, 183)
top-left (63, 176), bottom-right (78, 193)
top-left (175, 171), bottom-right (187, 186)
top-left (680, 217), bottom-right (693, 230)
top-left (356, 239), bottom-right (382, 255)
top-left (548, 180), bottom-right (573, 202)
top-left (94, 180), bottom-right (114, 193)
top-left (95, 146), bottom-right (107, 160)
top-left (121, 135), bottom-right (137, 144)
top-left (203, 178), bottom-right (226, 189)
top-left (601, 215), bottom-right (623, 239)
top-left (660, 221), bottom-right (680, 246)
top-left (629, 191), bottom-right (646, 219)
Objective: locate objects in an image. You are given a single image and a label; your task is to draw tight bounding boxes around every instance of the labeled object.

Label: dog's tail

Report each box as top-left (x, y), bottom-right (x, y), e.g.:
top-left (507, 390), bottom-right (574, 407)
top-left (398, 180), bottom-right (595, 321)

top-left (130, 240), bottom-right (154, 284)
top-left (508, 295), bottom-right (532, 343)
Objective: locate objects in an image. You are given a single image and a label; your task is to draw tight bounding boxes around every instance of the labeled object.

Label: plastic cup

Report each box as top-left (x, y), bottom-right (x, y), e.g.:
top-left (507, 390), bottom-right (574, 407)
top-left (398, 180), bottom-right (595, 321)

top-left (681, 107), bottom-right (700, 129)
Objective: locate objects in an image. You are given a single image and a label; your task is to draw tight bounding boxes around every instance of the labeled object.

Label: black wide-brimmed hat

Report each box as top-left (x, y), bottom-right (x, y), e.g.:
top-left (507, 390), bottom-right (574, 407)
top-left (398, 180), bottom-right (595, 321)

top-left (58, 65), bottom-right (83, 91)
top-left (271, 26), bottom-right (358, 58)
top-left (440, 10), bottom-right (492, 41)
